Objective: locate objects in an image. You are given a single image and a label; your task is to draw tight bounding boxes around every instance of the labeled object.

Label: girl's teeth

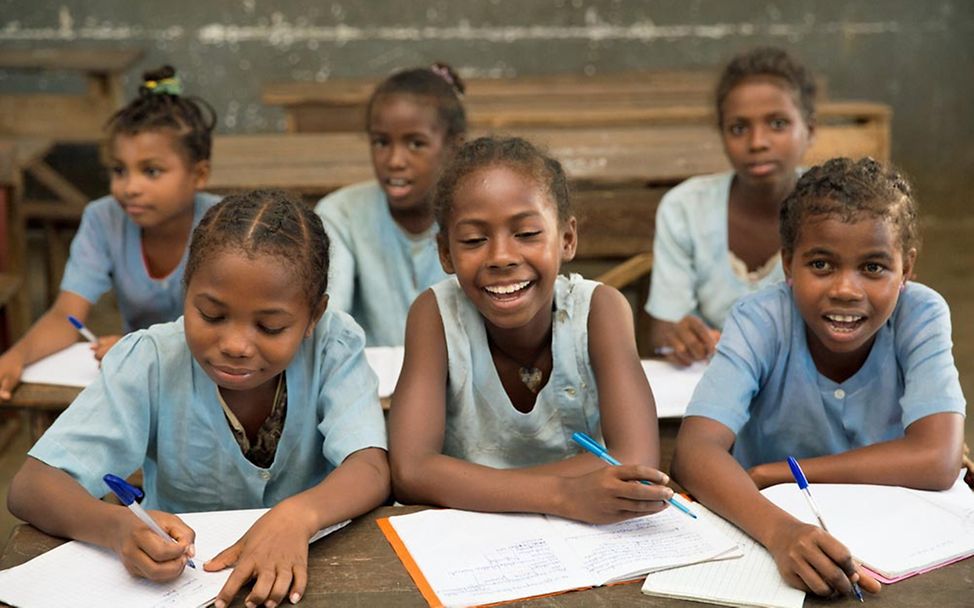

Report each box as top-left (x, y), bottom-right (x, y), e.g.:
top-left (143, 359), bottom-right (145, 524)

top-left (485, 281), bottom-right (529, 295)
top-left (827, 314), bottom-right (861, 322)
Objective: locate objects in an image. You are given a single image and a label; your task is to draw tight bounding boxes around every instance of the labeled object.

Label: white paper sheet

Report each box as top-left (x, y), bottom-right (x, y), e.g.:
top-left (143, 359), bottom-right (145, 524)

top-left (20, 342), bottom-right (100, 388)
top-left (642, 504), bottom-right (805, 608)
top-left (640, 359), bottom-right (707, 418)
top-left (0, 509), bottom-right (349, 608)
top-left (364, 346), bottom-right (405, 398)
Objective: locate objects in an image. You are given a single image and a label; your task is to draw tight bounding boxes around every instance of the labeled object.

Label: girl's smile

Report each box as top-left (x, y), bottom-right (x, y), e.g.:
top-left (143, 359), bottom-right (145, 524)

top-left (784, 214), bottom-right (915, 382)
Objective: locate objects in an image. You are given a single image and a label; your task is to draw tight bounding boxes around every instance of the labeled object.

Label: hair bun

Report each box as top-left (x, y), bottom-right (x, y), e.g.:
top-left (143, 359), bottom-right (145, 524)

top-left (139, 65), bottom-right (182, 97)
top-left (430, 62), bottom-right (465, 97)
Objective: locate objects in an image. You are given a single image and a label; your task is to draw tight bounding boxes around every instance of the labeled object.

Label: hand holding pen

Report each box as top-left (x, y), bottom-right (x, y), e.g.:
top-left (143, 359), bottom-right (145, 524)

top-left (571, 431), bottom-right (698, 521)
top-left (103, 474), bottom-right (197, 581)
top-left (771, 457), bottom-right (879, 600)
top-left (68, 316), bottom-right (121, 361)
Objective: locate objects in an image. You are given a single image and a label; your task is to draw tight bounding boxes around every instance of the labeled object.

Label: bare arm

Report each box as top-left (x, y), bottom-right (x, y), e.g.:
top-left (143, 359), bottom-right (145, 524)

top-left (672, 417), bottom-right (880, 596)
top-left (389, 290), bottom-right (672, 524)
top-left (0, 291), bottom-right (93, 398)
top-left (747, 412), bottom-right (964, 491)
top-left (8, 457), bottom-right (195, 580)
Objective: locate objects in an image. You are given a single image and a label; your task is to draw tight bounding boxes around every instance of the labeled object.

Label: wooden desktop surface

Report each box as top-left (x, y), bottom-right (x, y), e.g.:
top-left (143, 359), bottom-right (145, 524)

top-left (3, 501), bottom-right (971, 608)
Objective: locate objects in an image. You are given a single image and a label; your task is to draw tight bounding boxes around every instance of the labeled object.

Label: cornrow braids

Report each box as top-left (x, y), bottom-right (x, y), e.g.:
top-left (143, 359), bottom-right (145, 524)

top-left (715, 46), bottom-right (816, 127)
top-left (106, 65), bottom-right (217, 164)
top-left (434, 136), bottom-right (572, 235)
top-left (185, 190), bottom-right (330, 311)
top-left (366, 63), bottom-right (467, 142)
top-left (780, 157), bottom-right (920, 258)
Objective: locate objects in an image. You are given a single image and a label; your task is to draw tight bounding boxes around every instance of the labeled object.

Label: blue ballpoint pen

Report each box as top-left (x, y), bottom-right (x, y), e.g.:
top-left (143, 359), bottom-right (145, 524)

top-left (103, 474), bottom-right (196, 569)
top-left (786, 457), bottom-right (863, 602)
top-left (68, 315), bottom-right (98, 344)
top-left (571, 431), bottom-right (697, 519)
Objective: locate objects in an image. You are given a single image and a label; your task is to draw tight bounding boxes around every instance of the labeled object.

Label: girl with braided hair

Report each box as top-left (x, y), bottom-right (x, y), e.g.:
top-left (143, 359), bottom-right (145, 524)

top-left (315, 63), bottom-right (467, 346)
top-left (9, 190), bottom-right (389, 608)
top-left (0, 65), bottom-right (221, 399)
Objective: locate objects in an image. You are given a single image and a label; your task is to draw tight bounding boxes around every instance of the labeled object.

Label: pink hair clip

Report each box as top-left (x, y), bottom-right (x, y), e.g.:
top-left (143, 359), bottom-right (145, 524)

top-left (430, 64), bottom-right (463, 97)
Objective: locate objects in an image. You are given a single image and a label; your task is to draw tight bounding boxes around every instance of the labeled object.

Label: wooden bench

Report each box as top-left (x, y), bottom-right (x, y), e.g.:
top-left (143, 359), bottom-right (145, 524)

top-left (263, 70), bottom-right (832, 133)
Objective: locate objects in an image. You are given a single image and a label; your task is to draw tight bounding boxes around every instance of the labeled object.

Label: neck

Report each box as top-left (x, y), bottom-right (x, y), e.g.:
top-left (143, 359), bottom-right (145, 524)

top-left (390, 202), bottom-right (435, 235)
top-left (143, 202), bottom-right (196, 242)
top-left (484, 306), bottom-right (554, 368)
top-left (731, 174), bottom-right (797, 219)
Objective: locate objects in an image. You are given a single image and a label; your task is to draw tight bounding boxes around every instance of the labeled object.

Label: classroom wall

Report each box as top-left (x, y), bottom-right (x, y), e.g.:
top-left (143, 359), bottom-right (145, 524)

top-left (1, 1), bottom-right (972, 217)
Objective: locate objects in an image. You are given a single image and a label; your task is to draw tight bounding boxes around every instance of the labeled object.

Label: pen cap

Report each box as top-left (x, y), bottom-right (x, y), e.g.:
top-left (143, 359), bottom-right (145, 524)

top-left (786, 457), bottom-right (809, 490)
top-left (67, 315), bottom-right (84, 330)
top-left (103, 474), bottom-right (144, 506)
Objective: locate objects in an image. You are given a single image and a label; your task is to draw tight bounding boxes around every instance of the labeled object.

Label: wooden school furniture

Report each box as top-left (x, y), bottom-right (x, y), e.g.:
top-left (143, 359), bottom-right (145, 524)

top-left (4, 499), bottom-right (971, 607)
top-left (262, 70), bottom-right (833, 133)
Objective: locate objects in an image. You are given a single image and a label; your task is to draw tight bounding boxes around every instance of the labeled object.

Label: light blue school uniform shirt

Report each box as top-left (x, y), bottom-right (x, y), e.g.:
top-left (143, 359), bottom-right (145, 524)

top-left (645, 172), bottom-right (786, 329)
top-left (60, 192), bottom-right (221, 332)
top-left (315, 181), bottom-right (448, 347)
top-left (686, 282), bottom-right (966, 470)
top-left (28, 309), bottom-right (387, 513)
top-left (433, 274), bottom-right (602, 468)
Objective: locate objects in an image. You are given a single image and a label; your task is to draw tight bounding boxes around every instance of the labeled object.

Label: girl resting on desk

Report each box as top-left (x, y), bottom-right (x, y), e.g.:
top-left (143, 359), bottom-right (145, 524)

top-left (0, 65), bottom-right (222, 398)
top-left (315, 63), bottom-right (467, 346)
top-left (389, 136), bottom-right (672, 525)
top-left (8, 191), bottom-right (390, 608)
top-left (672, 157), bottom-right (966, 597)
top-left (646, 47), bottom-right (815, 366)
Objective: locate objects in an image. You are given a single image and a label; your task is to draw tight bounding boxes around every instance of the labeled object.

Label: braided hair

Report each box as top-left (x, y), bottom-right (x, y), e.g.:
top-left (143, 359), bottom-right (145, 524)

top-left (366, 62), bottom-right (467, 143)
top-left (106, 65), bottom-right (217, 164)
top-left (185, 190), bottom-right (330, 311)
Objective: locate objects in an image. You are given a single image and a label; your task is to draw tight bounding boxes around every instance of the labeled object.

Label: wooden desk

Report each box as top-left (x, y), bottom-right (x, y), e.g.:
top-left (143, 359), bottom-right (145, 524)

top-left (3, 499), bottom-right (971, 607)
top-left (0, 382), bottom-right (80, 441)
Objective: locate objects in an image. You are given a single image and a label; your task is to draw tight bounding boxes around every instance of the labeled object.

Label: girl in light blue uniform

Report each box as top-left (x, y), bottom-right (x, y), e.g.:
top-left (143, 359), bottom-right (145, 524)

top-left (390, 137), bottom-right (671, 525)
top-left (0, 65), bottom-right (220, 398)
top-left (315, 64), bottom-right (467, 346)
top-left (673, 158), bottom-right (965, 598)
top-left (646, 48), bottom-right (815, 366)
top-left (10, 190), bottom-right (389, 608)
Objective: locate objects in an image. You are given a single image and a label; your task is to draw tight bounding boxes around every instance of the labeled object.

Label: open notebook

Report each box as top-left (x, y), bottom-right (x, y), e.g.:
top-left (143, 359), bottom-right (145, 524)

top-left (643, 474), bottom-right (974, 607)
top-left (379, 507), bottom-right (740, 608)
top-left (0, 509), bottom-right (349, 608)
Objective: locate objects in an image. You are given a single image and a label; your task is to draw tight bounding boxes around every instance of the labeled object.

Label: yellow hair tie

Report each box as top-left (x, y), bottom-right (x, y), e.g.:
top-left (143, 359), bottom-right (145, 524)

top-left (143, 77), bottom-right (182, 95)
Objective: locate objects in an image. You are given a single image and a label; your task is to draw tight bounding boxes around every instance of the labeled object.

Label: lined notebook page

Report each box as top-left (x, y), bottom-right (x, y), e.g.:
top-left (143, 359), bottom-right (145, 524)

top-left (0, 509), bottom-right (349, 608)
top-left (642, 504), bottom-right (805, 608)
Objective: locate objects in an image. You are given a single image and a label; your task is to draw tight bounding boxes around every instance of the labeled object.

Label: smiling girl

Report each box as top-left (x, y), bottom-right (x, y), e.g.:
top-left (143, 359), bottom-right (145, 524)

top-left (646, 47), bottom-right (815, 365)
top-left (672, 157), bottom-right (965, 597)
top-left (315, 63), bottom-right (466, 346)
top-left (9, 190), bottom-right (389, 608)
top-left (389, 136), bottom-right (671, 525)
top-left (0, 65), bottom-right (220, 398)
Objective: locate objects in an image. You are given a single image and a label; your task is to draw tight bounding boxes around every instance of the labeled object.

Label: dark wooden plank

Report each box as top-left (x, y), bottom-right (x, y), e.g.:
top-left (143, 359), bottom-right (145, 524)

top-left (0, 48), bottom-right (143, 73)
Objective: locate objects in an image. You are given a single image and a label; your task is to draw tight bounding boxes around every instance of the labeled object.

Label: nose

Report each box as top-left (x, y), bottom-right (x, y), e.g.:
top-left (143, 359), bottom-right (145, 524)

top-left (487, 236), bottom-right (519, 270)
top-left (748, 124), bottom-right (770, 151)
top-left (117, 173), bottom-right (142, 199)
top-left (829, 270), bottom-right (864, 301)
top-left (219, 325), bottom-right (255, 359)
top-left (386, 142), bottom-right (408, 170)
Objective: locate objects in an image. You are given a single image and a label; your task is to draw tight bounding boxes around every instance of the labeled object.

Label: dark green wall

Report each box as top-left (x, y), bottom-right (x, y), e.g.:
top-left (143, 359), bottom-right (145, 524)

top-left (2, 1), bottom-right (972, 217)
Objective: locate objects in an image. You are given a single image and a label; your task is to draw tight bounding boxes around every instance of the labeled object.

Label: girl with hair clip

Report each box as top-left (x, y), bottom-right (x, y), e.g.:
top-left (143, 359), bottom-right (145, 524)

top-left (389, 136), bottom-right (671, 524)
top-left (0, 65), bottom-right (221, 398)
top-left (672, 157), bottom-right (965, 597)
top-left (9, 190), bottom-right (389, 608)
top-left (315, 63), bottom-right (466, 346)
top-left (646, 47), bottom-right (815, 366)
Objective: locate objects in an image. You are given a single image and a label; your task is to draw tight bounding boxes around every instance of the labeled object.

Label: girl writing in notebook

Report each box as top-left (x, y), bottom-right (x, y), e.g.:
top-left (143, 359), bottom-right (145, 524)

top-left (8, 191), bottom-right (389, 608)
top-left (0, 65), bottom-right (221, 398)
top-left (646, 47), bottom-right (815, 365)
top-left (672, 157), bottom-right (966, 596)
top-left (389, 136), bottom-right (670, 525)
top-left (315, 63), bottom-right (467, 346)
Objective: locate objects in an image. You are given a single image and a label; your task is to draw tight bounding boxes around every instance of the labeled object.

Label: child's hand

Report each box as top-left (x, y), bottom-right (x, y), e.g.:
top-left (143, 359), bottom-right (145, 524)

top-left (112, 509), bottom-right (195, 582)
top-left (206, 506), bottom-right (314, 608)
top-left (766, 519), bottom-right (881, 597)
top-left (664, 316), bottom-right (720, 366)
top-left (0, 350), bottom-right (25, 400)
top-left (558, 465), bottom-right (673, 525)
top-left (92, 335), bottom-right (122, 361)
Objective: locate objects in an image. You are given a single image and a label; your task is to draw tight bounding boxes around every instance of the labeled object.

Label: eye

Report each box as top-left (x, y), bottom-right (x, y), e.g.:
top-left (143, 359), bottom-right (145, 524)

top-left (726, 123), bottom-right (747, 136)
top-left (110, 165), bottom-right (126, 177)
top-left (198, 309), bottom-right (224, 323)
top-left (809, 259), bottom-right (832, 272)
top-left (769, 117), bottom-right (791, 130)
top-left (458, 236), bottom-right (486, 246)
top-left (258, 324), bottom-right (286, 336)
top-left (862, 262), bottom-right (887, 275)
top-left (370, 136), bottom-right (389, 149)
top-left (407, 138), bottom-right (428, 151)
top-left (516, 230), bottom-right (542, 239)
top-left (144, 167), bottom-right (162, 178)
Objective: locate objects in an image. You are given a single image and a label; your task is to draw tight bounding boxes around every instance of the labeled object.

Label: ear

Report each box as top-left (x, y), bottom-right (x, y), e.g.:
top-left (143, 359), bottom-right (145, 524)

top-left (305, 294), bottom-right (329, 338)
top-left (560, 217), bottom-right (578, 262)
top-left (192, 159), bottom-right (211, 190)
top-left (781, 249), bottom-right (794, 281)
top-left (804, 116), bottom-right (817, 146)
top-left (902, 247), bottom-right (918, 282)
top-left (436, 232), bottom-right (455, 274)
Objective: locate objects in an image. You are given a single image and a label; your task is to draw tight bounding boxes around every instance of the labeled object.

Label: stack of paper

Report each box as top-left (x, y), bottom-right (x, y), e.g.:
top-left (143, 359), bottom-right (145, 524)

top-left (0, 509), bottom-right (348, 608)
top-left (380, 507), bottom-right (739, 608)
